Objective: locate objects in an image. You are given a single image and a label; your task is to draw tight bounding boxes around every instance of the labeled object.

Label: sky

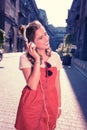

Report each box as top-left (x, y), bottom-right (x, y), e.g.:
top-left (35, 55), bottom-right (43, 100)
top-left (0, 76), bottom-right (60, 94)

top-left (35, 0), bottom-right (73, 27)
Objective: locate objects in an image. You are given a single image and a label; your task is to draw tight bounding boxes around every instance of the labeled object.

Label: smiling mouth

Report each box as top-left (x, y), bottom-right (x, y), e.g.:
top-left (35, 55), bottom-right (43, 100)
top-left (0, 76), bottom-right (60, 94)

top-left (44, 42), bottom-right (49, 46)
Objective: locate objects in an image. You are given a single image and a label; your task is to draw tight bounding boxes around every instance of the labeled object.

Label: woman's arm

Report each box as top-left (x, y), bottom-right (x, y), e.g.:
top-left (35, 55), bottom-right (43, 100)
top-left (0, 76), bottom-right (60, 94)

top-left (55, 70), bottom-right (61, 117)
top-left (22, 61), bottom-right (40, 90)
top-left (22, 42), bottom-right (41, 90)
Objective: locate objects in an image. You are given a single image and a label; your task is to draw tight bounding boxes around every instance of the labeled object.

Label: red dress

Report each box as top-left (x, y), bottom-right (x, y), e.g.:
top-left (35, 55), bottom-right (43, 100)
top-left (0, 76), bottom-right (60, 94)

top-left (15, 52), bottom-right (62, 130)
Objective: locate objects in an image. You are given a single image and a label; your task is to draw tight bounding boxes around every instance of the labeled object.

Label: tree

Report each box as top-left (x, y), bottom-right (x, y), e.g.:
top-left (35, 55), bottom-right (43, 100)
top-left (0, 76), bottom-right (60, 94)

top-left (0, 29), bottom-right (5, 61)
top-left (56, 33), bottom-right (75, 66)
top-left (0, 29), bottom-right (5, 48)
top-left (64, 33), bottom-right (74, 45)
top-left (63, 33), bottom-right (74, 54)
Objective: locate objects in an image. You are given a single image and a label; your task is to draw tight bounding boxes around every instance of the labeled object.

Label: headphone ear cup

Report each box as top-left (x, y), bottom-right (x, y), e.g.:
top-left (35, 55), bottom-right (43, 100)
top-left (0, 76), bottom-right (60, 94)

top-left (31, 42), bottom-right (36, 48)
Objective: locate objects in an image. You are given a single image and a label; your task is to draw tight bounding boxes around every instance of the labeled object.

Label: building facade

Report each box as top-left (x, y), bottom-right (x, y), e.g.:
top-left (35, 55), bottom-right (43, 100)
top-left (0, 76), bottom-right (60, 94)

top-left (0, 0), bottom-right (19, 52)
top-left (0, 0), bottom-right (42, 52)
top-left (66, 0), bottom-right (87, 60)
top-left (0, 0), bottom-right (65, 52)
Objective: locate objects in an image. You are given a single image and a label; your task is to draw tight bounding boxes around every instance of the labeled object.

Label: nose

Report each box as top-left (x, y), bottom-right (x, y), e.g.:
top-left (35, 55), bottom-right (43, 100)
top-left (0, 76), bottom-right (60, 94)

top-left (45, 34), bottom-right (49, 41)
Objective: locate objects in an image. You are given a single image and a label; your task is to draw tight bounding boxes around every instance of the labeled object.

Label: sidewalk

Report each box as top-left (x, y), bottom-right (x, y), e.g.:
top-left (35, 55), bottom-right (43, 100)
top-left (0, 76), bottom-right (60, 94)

top-left (56, 66), bottom-right (87, 130)
top-left (71, 57), bottom-right (87, 79)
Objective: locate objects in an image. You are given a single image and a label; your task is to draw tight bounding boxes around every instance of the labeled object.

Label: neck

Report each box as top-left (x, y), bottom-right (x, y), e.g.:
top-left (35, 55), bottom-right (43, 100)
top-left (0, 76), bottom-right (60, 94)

top-left (36, 47), bottom-right (51, 62)
top-left (37, 48), bottom-right (45, 55)
top-left (36, 48), bottom-right (48, 62)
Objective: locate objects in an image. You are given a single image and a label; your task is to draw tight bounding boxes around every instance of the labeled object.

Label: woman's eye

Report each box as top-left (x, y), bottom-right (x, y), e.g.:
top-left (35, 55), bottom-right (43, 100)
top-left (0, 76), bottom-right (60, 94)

top-left (38, 32), bottom-right (47, 40)
top-left (39, 36), bottom-right (43, 40)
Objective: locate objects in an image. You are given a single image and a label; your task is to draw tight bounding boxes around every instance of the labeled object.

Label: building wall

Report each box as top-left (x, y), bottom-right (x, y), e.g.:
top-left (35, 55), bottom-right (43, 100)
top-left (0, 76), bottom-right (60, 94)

top-left (66, 0), bottom-right (87, 60)
top-left (0, 0), bottom-right (63, 52)
top-left (0, 0), bottom-right (19, 52)
top-left (0, 0), bottom-right (40, 52)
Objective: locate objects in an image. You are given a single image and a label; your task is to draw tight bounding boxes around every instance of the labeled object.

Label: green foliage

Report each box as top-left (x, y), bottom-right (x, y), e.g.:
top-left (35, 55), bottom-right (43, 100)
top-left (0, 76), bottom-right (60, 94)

top-left (0, 29), bottom-right (5, 48)
top-left (64, 33), bottom-right (74, 45)
top-left (63, 33), bottom-right (74, 54)
top-left (56, 33), bottom-right (76, 59)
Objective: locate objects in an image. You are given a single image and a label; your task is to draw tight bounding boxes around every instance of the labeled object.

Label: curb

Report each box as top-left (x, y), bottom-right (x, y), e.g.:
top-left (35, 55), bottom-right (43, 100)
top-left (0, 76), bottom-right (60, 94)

top-left (72, 64), bottom-right (87, 79)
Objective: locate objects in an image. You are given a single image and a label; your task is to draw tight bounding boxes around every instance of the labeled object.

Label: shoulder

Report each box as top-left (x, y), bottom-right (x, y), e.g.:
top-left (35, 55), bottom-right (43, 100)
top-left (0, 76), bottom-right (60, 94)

top-left (51, 51), bottom-right (61, 59)
top-left (20, 52), bottom-right (29, 63)
top-left (49, 51), bottom-right (62, 70)
top-left (19, 52), bottom-right (32, 69)
top-left (20, 52), bottom-right (27, 60)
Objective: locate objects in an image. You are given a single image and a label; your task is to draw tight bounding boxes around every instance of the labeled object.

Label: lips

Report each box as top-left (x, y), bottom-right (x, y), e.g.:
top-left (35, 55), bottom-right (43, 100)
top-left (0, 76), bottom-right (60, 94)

top-left (44, 42), bottom-right (49, 46)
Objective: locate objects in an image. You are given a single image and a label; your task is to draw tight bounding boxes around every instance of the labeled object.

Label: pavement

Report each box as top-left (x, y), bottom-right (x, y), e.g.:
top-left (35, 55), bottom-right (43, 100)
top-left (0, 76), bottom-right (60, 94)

top-left (71, 57), bottom-right (87, 79)
top-left (0, 52), bottom-right (87, 130)
top-left (56, 66), bottom-right (87, 130)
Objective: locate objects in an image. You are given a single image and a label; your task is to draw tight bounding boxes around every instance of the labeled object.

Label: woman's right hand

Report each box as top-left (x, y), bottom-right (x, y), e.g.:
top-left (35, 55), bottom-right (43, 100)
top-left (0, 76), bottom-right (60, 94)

top-left (27, 42), bottom-right (40, 62)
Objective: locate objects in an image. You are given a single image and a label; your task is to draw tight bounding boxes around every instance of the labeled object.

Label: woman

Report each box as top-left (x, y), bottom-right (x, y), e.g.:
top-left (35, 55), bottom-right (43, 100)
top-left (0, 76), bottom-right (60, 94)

top-left (17, 24), bottom-right (25, 52)
top-left (15, 20), bottom-right (62, 130)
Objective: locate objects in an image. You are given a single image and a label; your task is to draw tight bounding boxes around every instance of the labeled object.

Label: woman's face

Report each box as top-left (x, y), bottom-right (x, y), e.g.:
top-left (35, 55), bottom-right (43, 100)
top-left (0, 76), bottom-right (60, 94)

top-left (34, 26), bottom-right (50, 50)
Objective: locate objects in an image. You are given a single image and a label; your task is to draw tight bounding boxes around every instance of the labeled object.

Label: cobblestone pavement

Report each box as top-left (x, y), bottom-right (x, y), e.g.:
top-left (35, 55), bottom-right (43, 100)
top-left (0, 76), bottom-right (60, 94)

top-left (56, 66), bottom-right (87, 130)
top-left (0, 53), bottom-right (87, 130)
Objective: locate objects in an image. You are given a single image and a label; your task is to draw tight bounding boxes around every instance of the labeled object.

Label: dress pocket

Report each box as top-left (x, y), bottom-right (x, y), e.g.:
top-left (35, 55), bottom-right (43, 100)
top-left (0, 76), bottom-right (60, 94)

top-left (20, 85), bottom-right (37, 108)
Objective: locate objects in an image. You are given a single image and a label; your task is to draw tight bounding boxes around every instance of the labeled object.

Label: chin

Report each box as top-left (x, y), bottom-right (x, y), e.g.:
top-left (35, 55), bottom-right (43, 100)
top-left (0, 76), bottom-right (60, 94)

top-left (45, 44), bottom-right (50, 48)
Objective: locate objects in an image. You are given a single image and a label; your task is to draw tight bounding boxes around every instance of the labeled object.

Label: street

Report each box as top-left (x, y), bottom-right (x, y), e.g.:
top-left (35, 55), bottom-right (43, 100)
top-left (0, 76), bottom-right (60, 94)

top-left (0, 53), bottom-right (87, 130)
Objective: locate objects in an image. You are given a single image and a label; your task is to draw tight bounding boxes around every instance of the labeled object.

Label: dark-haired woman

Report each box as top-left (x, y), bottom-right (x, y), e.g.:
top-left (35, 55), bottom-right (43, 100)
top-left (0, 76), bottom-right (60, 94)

top-left (15, 20), bottom-right (62, 130)
top-left (17, 25), bottom-right (25, 52)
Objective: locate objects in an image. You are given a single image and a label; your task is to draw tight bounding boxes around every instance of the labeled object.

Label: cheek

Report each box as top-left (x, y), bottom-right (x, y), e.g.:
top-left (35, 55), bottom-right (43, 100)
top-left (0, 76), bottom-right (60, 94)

top-left (35, 41), bottom-right (42, 47)
top-left (36, 41), bottom-right (45, 48)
